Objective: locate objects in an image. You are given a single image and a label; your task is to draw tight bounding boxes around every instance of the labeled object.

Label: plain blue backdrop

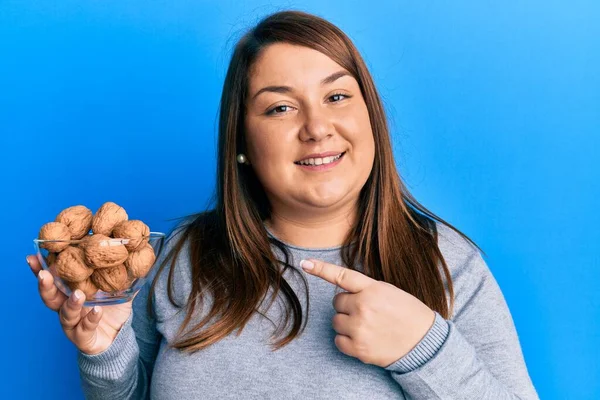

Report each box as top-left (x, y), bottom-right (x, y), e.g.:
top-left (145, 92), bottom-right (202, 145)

top-left (2, 1), bottom-right (598, 399)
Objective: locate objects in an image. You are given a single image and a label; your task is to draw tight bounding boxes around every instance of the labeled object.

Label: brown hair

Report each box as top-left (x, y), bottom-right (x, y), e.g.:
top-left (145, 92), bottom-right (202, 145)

top-left (150, 10), bottom-right (481, 353)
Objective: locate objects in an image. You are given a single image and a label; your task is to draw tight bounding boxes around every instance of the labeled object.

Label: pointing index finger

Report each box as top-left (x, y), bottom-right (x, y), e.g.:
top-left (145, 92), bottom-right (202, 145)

top-left (300, 259), bottom-right (374, 293)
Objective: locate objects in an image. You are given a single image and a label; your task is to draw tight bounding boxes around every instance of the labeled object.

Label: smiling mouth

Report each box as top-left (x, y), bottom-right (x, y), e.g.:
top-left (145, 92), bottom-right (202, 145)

top-left (294, 151), bottom-right (346, 166)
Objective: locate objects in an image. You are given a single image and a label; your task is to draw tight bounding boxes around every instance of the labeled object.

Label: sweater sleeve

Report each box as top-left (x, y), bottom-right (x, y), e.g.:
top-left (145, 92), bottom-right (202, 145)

top-left (385, 249), bottom-right (539, 400)
top-left (76, 273), bottom-right (161, 400)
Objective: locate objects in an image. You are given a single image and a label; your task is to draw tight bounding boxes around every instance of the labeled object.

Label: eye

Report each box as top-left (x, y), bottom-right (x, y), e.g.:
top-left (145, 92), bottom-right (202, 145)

top-left (328, 93), bottom-right (351, 103)
top-left (265, 105), bottom-right (295, 116)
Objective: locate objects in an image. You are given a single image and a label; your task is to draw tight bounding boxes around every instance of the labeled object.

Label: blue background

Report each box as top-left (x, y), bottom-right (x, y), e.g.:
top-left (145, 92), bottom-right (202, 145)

top-left (2, 1), bottom-right (598, 399)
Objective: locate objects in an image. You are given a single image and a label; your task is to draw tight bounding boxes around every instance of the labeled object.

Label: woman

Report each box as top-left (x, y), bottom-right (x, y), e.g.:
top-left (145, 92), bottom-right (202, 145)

top-left (27, 10), bottom-right (538, 399)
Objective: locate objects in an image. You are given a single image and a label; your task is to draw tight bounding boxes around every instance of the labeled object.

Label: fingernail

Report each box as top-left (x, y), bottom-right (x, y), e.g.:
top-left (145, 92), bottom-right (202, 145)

top-left (300, 260), bottom-right (314, 270)
top-left (73, 290), bottom-right (81, 301)
top-left (92, 306), bottom-right (100, 314)
top-left (38, 270), bottom-right (45, 282)
top-left (26, 256), bottom-right (31, 266)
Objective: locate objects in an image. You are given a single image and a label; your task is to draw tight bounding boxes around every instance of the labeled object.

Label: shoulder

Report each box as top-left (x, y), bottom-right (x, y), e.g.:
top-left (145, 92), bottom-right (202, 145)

top-left (434, 221), bottom-right (479, 264)
top-left (144, 217), bottom-right (197, 308)
top-left (153, 217), bottom-right (194, 274)
top-left (157, 211), bottom-right (217, 265)
top-left (433, 221), bottom-right (497, 317)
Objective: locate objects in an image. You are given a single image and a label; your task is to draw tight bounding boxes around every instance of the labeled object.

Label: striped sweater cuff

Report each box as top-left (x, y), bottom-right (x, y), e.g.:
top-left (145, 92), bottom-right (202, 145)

top-left (77, 312), bottom-right (138, 380)
top-left (385, 312), bottom-right (450, 374)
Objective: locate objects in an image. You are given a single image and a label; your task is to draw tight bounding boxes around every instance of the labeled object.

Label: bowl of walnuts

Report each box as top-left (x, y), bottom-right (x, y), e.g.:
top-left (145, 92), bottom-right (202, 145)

top-left (33, 201), bottom-right (166, 306)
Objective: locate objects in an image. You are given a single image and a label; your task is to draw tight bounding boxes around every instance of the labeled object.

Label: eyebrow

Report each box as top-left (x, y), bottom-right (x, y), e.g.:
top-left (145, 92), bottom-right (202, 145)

top-left (251, 70), bottom-right (350, 100)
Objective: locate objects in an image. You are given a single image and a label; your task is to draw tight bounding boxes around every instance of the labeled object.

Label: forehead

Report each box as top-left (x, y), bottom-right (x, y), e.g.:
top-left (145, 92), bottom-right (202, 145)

top-left (248, 43), bottom-right (349, 90)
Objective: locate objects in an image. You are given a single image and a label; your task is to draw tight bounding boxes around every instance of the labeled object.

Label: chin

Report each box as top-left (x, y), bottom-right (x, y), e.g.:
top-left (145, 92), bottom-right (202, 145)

top-left (303, 190), bottom-right (349, 209)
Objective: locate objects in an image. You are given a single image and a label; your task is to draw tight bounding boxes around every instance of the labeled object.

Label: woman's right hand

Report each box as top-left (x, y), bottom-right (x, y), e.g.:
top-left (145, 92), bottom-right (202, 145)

top-left (27, 255), bottom-right (134, 355)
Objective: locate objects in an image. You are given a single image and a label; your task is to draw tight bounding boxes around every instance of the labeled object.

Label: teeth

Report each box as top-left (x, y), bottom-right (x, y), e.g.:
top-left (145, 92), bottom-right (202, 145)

top-left (298, 153), bottom-right (343, 166)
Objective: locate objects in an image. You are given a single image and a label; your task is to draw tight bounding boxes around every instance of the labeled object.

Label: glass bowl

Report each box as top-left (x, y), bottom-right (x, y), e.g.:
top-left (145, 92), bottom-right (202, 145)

top-left (33, 232), bottom-right (166, 306)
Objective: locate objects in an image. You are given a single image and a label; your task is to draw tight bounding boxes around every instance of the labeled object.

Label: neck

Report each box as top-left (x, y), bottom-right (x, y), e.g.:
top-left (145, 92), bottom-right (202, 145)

top-left (265, 203), bottom-right (357, 249)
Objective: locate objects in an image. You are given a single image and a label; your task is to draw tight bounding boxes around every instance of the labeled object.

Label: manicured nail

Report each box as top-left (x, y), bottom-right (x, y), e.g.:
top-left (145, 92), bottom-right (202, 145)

top-left (73, 290), bottom-right (81, 301)
top-left (300, 260), bottom-right (314, 270)
top-left (26, 256), bottom-right (31, 266)
top-left (92, 306), bottom-right (100, 314)
top-left (38, 270), bottom-right (45, 282)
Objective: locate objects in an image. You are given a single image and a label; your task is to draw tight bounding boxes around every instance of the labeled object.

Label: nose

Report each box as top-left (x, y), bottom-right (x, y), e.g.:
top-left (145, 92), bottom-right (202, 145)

top-left (298, 108), bottom-right (334, 142)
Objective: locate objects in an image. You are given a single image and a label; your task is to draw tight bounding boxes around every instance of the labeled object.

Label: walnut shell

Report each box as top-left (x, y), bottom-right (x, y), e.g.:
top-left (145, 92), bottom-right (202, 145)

top-left (82, 234), bottom-right (129, 269)
top-left (39, 222), bottom-right (71, 253)
top-left (92, 202), bottom-right (128, 236)
top-left (125, 242), bottom-right (156, 279)
top-left (112, 220), bottom-right (150, 251)
top-left (48, 263), bottom-right (58, 277)
top-left (76, 234), bottom-right (93, 248)
top-left (91, 264), bottom-right (129, 292)
top-left (66, 278), bottom-right (99, 301)
top-left (45, 252), bottom-right (58, 267)
top-left (56, 205), bottom-right (93, 240)
top-left (55, 246), bottom-right (93, 282)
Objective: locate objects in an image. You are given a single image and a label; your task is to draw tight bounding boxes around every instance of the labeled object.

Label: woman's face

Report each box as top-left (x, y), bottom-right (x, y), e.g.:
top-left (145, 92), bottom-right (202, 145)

top-left (244, 43), bottom-right (375, 217)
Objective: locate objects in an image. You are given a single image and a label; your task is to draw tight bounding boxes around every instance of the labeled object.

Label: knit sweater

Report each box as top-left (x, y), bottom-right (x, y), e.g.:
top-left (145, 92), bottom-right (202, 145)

top-left (77, 223), bottom-right (539, 399)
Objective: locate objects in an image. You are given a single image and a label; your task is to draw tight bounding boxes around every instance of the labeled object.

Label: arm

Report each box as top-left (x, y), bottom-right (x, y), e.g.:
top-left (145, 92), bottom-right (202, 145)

top-left (385, 250), bottom-right (539, 400)
top-left (76, 275), bottom-right (161, 400)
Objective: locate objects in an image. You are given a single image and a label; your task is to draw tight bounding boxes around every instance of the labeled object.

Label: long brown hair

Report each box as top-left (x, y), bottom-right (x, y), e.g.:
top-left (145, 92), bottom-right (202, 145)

top-left (150, 10), bottom-right (481, 353)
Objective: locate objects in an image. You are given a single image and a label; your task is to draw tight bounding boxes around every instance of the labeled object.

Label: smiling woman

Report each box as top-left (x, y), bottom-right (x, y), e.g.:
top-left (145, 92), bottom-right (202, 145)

top-left (29, 9), bottom-right (539, 400)
top-left (244, 43), bottom-right (375, 223)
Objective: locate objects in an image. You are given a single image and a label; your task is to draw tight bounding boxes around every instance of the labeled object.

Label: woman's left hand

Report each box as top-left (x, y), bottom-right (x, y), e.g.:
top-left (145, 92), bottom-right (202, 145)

top-left (300, 259), bottom-right (436, 368)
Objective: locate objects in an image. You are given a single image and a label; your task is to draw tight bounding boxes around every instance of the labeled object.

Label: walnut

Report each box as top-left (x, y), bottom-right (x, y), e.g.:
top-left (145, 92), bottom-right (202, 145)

top-left (39, 222), bottom-right (71, 253)
top-left (76, 234), bottom-right (94, 248)
top-left (45, 252), bottom-right (58, 267)
top-left (112, 220), bottom-right (150, 251)
top-left (92, 202), bottom-right (128, 236)
top-left (81, 234), bottom-right (129, 269)
top-left (91, 264), bottom-right (129, 292)
top-left (48, 261), bottom-right (58, 277)
top-left (56, 205), bottom-right (93, 240)
top-left (125, 242), bottom-right (156, 279)
top-left (66, 278), bottom-right (99, 300)
top-left (55, 246), bottom-right (93, 282)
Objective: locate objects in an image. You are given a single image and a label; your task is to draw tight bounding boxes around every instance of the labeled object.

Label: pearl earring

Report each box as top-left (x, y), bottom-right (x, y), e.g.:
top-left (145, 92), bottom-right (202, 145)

top-left (237, 154), bottom-right (247, 164)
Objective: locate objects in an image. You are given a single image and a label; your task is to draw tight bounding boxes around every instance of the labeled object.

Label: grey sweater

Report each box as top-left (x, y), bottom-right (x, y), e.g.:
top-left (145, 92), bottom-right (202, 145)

top-left (77, 223), bottom-right (539, 399)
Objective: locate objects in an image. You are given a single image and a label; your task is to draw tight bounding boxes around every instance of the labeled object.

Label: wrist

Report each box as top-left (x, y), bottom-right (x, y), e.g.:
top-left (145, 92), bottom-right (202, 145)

top-left (385, 312), bottom-right (450, 373)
